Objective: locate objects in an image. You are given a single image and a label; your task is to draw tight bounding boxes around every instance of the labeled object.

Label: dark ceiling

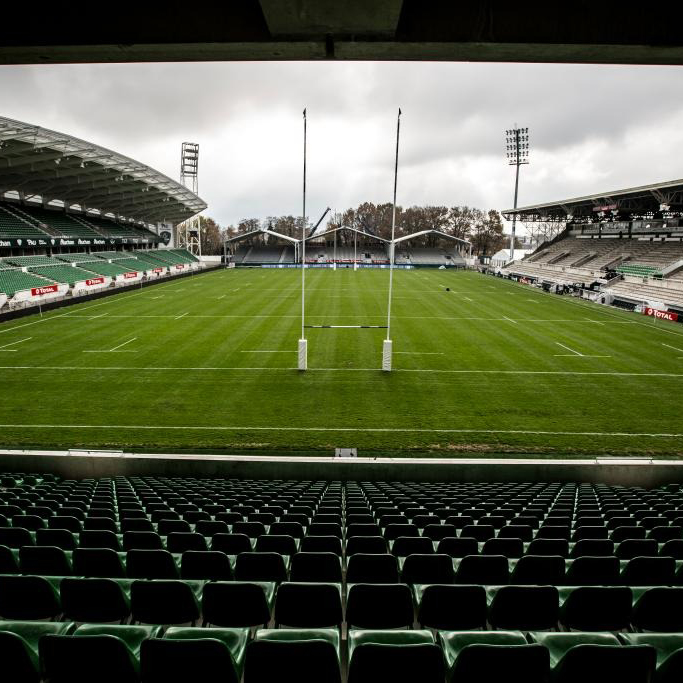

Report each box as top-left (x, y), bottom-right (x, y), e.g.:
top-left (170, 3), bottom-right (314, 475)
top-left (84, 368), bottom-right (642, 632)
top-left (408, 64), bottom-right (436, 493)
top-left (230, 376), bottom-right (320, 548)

top-left (2, 1), bottom-right (683, 65)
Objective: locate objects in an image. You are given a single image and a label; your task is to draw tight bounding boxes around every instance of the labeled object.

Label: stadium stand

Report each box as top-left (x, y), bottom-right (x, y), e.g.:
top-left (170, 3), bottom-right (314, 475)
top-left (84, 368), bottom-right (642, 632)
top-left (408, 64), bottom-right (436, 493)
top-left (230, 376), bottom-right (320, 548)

top-left (0, 473), bottom-right (680, 681)
top-left (0, 249), bottom-right (201, 307)
top-left (244, 247), bottom-right (286, 263)
top-left (0, 269), bottom-right (56, 297)
top-left (0, 204), bottom-right (51, 238)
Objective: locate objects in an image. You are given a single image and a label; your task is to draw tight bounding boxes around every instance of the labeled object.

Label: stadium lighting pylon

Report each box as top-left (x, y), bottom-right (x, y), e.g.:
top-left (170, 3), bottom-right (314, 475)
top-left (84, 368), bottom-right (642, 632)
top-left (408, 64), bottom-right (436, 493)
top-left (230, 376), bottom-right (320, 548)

top-left (505, 125), bottom-right (530, 261)
top-left (383, 108), bottom-right (401, 372)
top-left (298, 108), bottom-right (308, 371)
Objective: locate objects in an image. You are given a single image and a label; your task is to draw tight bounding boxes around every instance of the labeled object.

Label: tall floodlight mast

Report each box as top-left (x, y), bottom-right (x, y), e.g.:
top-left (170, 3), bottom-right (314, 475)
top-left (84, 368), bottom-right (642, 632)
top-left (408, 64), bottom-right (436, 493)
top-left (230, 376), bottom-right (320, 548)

top-left (505, 126), bottom-right (530, 261)
top-left (178, 142), bottom-right (201, 256)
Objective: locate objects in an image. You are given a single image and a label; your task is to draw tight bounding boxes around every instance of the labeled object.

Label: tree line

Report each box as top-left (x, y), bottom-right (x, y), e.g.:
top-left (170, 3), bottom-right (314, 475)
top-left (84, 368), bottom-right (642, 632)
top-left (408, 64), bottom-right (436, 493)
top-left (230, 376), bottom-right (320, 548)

top-left (196, 204), bottom-right (512, 256)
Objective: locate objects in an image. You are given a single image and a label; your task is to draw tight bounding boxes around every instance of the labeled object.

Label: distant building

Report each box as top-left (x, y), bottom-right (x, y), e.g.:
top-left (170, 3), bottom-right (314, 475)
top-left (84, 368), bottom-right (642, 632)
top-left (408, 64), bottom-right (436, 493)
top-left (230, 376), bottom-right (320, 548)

top-left (490, 248), bottom-right (532, 269)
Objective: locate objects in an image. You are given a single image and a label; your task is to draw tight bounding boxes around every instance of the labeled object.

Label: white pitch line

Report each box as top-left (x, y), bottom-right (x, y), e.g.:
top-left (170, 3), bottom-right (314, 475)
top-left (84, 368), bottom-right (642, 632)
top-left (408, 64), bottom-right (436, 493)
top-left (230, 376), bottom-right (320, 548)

top-left (174, 312), bottom-right (189, 320)
top-left (151, 296), bottom-right (164, 300)
top-left (90, 313), bottom-right (109, 319)
top-left (662, 342), bottom-right (683, 354)
top-left (503, 316), bottom-right (518, 324)
top-left (0, 337), bottom-right (31, 352)
top-left (217, 295), bottom-right (226, 300)
top-left (0, 366), bottom-right (679, 378)
top-left (0, 423), bottom-right (678, 438)
top-left (395, 352), bottom-right (445, 355)
top-left (108, 337), bottom-right (137, 352)
top-left (556, 342), bottom-right (583, 356)
top-left (240, 350), bottom-right (296, 353)
top-left (463, 297), bottom-right (474, 302)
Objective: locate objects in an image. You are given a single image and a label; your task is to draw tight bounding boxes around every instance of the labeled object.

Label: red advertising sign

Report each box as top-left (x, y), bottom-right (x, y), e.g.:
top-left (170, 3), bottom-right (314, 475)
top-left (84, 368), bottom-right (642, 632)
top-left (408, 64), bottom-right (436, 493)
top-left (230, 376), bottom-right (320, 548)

top-left (123, 271), bottom-right (138, 279)
top-left (175, 264), bottom-right (185, 270)
top-left (85, 278), bottom-right (105, 286)
top-left (31, 284), bottom-right (59, 296)
top-left (153, 267), bottom-right (163, 273)
top-left (644, 307), bottom-right (679, 322)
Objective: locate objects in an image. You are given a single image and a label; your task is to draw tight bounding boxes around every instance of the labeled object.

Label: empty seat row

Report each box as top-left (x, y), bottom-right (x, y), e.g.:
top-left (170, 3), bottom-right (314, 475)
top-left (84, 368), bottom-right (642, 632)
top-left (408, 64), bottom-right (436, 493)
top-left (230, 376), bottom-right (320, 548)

top-left (2, 574), bottom-right (683, 632)
top-left (2, 621), bottom-right (683, 683)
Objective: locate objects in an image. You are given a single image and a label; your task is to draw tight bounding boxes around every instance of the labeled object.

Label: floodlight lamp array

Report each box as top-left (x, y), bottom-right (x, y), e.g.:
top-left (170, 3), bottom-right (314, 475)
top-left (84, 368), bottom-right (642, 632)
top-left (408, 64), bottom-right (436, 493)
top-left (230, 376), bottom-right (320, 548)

top-left (505, 126), bottom-right (530, 165)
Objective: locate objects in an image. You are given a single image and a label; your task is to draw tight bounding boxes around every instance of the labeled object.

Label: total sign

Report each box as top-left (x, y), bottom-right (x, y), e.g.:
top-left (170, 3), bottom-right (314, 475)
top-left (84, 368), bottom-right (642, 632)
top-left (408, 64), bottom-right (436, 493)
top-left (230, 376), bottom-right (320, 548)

top-left (643, 307), bottom-right (678, 322)
top-left (31, 284), bottom-right (59, 296)
top-left (85, 278), bottom-right (105, 286)
top-left (123, 272), bottom-right (138, 279)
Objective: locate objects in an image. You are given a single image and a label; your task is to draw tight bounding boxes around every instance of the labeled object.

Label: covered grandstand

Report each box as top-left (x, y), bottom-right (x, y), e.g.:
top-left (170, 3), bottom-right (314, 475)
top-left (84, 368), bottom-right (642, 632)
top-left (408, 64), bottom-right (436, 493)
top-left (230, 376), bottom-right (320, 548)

top-left (226, 224), bottom-right (471, 267)
top-left (501, 179), bottom-right (683, 314)
top-left (0, 116), bottom-right (208, 311)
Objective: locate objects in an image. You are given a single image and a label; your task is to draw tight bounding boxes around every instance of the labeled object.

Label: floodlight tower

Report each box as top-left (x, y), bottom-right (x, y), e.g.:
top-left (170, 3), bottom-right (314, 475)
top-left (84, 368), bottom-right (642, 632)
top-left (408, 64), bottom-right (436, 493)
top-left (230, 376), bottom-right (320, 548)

top-left (178, 142), bottom-right (201, 256)
top-left (505, 126), bottom-right (530, 261)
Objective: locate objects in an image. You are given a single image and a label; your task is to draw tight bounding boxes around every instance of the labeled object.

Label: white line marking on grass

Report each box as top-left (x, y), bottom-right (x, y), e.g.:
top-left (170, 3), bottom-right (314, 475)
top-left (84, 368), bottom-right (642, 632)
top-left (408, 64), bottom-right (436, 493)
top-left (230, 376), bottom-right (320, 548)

top-left (217, 295), bottom-right (226, 300)
top-left (463, 297), bottom-right (474, 302)
top-left (0, 423), bottom-right (679, 439)
top-left (503, 316), bottom-right (518, 324)
top-left (556, 342), bottom-right (583, 356)
top-left (84, 337), bottom-right (138, 353)
top-left (0, 337), bottom-right (31, 352)
top-left (1, 366), bottom-right (681, 378)
top-left (240, 350), bottom-right (296, 353)
top-left (554, 342), bottom-right (611, 358)
top-left (527, 299), bottom-right (540, 303)
top-left (584, 318), bottom-right (605, 325)
top-left (174, 312), bottom-right (189, 320)
top-left (151, 296), bottom-right (164, 300)
top-left (395, 351), bottom-right (445, 355)
top-left (662, 342), bottom-right (683, 354)
top-left (232, 288), bottom-right (241, 292)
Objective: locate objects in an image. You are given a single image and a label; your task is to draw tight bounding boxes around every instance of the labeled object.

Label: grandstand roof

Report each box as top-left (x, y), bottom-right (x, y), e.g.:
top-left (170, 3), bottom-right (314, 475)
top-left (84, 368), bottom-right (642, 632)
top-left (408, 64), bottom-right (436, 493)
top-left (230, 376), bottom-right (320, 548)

top-left (502, 178), bottom-right (683, 223)
top-left (1, 1), bottom-right (683, 66)
top-left (226, 226), bottom-right (298, 244)
top-left (394, 229), bottom-right (471, 247)
top-left (305, 226), bottom-right (389, 243)
top-left (0, 116), bottom-right (207, 224)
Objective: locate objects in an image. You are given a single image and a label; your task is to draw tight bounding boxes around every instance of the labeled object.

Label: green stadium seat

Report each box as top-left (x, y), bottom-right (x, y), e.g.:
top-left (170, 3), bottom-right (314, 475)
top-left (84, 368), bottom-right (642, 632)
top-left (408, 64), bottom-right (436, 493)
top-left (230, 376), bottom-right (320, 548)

top-left (622, 556), bottom-right (675, 585)
top-left (274, 582), bottom-right (343, 627)
top-left (415, 584), bottom-right (487, 630)
top-left (212, 533), bottom-right (252, 554)
top-left (19, 545), bottom-right (72, 575)
top-left (631, 587), bottom-right (683, 631)
top-left (73, 547), bottom-right (126, 578)
top-left (347, 629), bottom-right (444, 683)
top-left (41, 623), bottom-right (160, 683)
top-left (346, 553), bottom-right (399, 583)
top-left (0, 575), bottom-right (61, 619)
top-left (140, 626), bottom-right (248, 683)
top-left (130, 579), bottom-right (201, 625)
top-left (289, 551), bottom-right (342, 582)
top-left (0, 544), bottom-right (20, 573)
top-left (300, 535), bottom-right (343, 555)
top-left (234, 552), bottom-right (289, 582)
top-left (0, 620), bottom-right (75, 683)
top-left (244, 628), bottom-right (341, 683)
top-left (391, 536), bottom-right (434, 556)
top-left (439, 630), bottom-right (549, 683)
top-left (559, 586), bottom-right (632, 630)
top-left (202, 581), bottom-right (275, 627)
top-left (488, 585), bottom-right (559, 630)
top-left (455, 554), bottom-right (509, 584)
top-left (346, 583), bottom-right (414, 629)
top-left (346, 536), bottom-right (388, 555)
top-left (565, 556), bottom-right (620, 585)
top-left (60, 578), bottom-right (132, 623)
top-left (127, 549), bottom-right (179, 579)
top-left (530, 632), bottom-right (656, 683)
top-left (79, 529), bottom-right (121, 550)
top-left (255, 534), bottom-right (298, 556)
top-left (620, 633), bottom-right (683, 683)
top-left (180, 550), bottom-right (233, 580)
top-left (401, 553), bottom-right (455, 584)
top-left (36, 528), bottom-right (77, 550)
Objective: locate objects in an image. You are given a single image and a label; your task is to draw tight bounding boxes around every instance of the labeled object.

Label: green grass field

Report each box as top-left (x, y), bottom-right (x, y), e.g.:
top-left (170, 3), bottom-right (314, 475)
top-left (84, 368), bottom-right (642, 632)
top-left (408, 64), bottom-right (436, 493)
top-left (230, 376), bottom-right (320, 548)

top-left (0, 267), bottom-right (682, 457)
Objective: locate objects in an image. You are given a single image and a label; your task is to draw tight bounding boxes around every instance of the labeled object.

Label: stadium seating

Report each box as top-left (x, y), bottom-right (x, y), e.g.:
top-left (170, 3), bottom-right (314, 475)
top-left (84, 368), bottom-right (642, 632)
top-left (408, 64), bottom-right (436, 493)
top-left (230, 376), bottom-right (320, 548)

top-left (0, 269), bottom-right (56, 297)
top-left (0, 474), bottom-right (680, 681)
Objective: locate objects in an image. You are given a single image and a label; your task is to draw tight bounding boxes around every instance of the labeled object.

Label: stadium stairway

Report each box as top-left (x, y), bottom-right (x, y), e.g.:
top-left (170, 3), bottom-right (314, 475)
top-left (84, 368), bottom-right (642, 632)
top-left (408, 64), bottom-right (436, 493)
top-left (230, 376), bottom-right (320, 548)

top-left (0, 474), bottom-right (682, 681)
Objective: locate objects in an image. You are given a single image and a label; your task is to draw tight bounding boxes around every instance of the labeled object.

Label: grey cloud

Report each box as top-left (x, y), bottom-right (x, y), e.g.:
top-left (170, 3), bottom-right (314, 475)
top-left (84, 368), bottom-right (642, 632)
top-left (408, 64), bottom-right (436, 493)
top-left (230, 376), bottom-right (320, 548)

top-left (1, 61), bottom-right (683, 228)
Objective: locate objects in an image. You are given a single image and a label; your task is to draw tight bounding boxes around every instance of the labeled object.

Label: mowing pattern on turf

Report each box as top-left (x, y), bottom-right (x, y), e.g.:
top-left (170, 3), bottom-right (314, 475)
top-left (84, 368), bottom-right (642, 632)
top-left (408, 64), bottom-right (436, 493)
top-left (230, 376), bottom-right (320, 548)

top-left (0, 269), bottom-right (681, 456)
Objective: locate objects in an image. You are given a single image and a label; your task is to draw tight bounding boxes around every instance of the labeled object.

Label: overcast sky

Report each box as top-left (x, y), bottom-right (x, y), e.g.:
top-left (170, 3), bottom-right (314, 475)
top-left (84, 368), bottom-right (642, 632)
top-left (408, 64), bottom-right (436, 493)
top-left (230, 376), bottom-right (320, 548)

top-left (2, 61), bottom-right (683, 232)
